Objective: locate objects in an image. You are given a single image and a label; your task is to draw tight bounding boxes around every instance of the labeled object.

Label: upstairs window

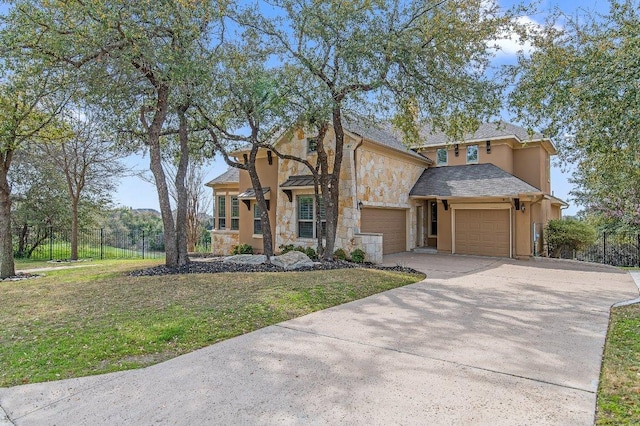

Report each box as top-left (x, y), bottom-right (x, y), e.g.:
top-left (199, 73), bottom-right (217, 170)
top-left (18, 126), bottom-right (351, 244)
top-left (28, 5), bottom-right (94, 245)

top-left (436, 148), bottom-right (447, 166)
top-left (297, 195), bottom-right (326, 238)
top-left (217, 195), bottom-right (226, 230)
top-left (307, 137), bottom-right (318, 153)
top-left (466, 145), bottom-right (478, 164)
top-left (230, 196), bottom-right (239, 230)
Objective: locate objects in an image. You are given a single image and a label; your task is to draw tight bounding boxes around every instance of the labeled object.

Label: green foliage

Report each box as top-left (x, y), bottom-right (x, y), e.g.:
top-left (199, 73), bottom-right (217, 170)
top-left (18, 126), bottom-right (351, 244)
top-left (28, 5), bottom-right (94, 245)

top-left (546, 219), bottom-right (597, 258)
top-left (333, 248), bottom-right (347, 261)
top-left (350, 248), bottom-right (366, 263)
top-left (231, 243), bottom-right (253, 255)
top-left (509, 1), bottom-right (640, 228)
top-left (278, 244), bottom-right (318, 260)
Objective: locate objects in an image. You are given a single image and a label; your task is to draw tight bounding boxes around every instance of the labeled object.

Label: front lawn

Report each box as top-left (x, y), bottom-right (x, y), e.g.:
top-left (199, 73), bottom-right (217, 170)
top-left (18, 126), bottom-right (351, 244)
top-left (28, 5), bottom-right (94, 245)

top-left (0, 259), bottom-right (424, 387)
top-left (597, 303), bottom-right (640, 424)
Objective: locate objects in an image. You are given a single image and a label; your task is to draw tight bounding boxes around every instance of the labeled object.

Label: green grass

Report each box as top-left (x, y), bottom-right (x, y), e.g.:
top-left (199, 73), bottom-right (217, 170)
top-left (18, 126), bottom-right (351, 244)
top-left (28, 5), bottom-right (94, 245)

top-left (597, 303), bottom-right (640, 424)
top-left (0, 259), bottom-right (424, 387)
top-left (17, 243), bottom-right (164, 262)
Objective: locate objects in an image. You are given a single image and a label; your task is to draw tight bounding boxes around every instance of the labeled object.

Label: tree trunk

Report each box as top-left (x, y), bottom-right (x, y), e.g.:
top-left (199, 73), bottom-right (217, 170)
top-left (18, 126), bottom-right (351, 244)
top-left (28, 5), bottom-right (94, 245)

top-left (70, 197), bottom-right (79, 260)
top-left (145, 84), bottom-right (179, 267)
top-left (0, 157), bottom-right (15, 278)
top-left (247, 145), bottom-right (274, 260)
top-left (319, 106), bottom-right (345, 260)
top-left (174, 105), bottom-right (190, 265)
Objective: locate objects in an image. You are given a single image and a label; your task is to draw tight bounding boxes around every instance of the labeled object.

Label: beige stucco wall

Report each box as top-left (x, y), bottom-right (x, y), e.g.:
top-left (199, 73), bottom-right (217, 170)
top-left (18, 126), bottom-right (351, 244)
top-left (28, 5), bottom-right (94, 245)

top-left (436, 202), bottom-right (452, 253)
top-left (513, 145), bottom-right (549, 192)
top-left (514, 202), bottom-right (532, 258)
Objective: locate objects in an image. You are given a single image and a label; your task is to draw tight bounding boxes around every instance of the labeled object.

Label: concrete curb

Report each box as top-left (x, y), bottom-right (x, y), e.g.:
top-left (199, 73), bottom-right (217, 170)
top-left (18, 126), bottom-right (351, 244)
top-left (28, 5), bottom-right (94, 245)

top-left (613, 271), bottom-right (640, 308)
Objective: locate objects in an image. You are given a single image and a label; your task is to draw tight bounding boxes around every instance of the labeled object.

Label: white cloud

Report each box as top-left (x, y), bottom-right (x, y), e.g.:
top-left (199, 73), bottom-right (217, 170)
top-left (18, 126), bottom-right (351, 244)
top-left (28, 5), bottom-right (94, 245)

top-left (492, 15), bottom-right (543, 57)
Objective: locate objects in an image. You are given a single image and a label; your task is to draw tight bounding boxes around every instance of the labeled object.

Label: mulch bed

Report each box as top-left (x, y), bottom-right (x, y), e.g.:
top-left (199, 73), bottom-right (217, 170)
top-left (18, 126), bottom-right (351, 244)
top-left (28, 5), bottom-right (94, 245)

top-left (129, 259), bottom-right (422, 277)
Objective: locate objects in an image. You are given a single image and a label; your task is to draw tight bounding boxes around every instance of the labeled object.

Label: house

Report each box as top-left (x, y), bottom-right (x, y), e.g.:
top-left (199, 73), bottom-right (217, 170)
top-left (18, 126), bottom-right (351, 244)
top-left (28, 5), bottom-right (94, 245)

top-left (206, 119), bottom-right (566, 262)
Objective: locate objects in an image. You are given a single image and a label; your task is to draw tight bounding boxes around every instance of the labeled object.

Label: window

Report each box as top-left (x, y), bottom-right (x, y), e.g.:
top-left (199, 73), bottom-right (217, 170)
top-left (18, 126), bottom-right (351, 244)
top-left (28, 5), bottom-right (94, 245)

top-left (466, 144), bottom-right (478, 163)
top-left (253, 203), bottom-right (262, 235)
top-left (436, 148), bottom-right (447, 165)
top-left (429, 201), bottom-right (438, 236)
top-left (297, 195), bottom-right (326, 238)
top-left (231, 196), bottom-right (239, 230)
top-left (217, 195), bottom-right (226, 230)
top-left (307, 137), bottom-right (317, 153)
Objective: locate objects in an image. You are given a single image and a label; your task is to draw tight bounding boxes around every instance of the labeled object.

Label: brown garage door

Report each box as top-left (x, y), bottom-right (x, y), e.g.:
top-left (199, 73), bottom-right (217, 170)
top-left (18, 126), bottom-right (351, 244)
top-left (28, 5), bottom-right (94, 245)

top-left (361, 208), bottom-right (406, 254)
top-left (455, 209), bottom-right (510, 257)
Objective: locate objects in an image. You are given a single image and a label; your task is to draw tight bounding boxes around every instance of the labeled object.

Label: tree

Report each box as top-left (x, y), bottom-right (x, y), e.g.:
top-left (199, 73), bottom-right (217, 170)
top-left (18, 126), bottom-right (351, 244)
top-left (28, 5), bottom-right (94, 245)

top-left (198, 40), bottom-right (296, 260)
top-left (4, 0), bottom-right (225, 267)
top-left (0, 66), bottom-right (68, 277)
top-left (508, 0), bottom-right (640, 229)
top-left (38, 111), bottom-right (127, 260)
top-left (163, 160), bottom-right (212, 252)
top-left (244, 0), bottom-right (514, 259)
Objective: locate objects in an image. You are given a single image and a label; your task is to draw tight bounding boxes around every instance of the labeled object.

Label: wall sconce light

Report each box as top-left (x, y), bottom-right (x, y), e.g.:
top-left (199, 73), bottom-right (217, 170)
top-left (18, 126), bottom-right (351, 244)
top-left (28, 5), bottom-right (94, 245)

top-left (486, 140), bottom-right (491, 154)
top-left (243, 153), bottom-right (248, 164)
top-left (521, 205), bottom-right (526, 213)
top-left (442, 200), bottom-right (449, 211)
top-left (267, 150), bottom-right (273, 165)
top-left (514, 198), bottom-right (520, 210)
top-left (454, 144), bottom-right (459, 157)
top-left (358, 201), bottom-right (363, 210)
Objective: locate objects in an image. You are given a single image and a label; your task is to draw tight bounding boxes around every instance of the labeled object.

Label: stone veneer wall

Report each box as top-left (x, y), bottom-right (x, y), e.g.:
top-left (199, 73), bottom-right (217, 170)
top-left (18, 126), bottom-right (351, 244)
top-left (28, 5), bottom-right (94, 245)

top-left (211, 231), bottom-right (239, 256)
top-left (275, 129), bottom-right (359, 254)
top-left (356, 148), bottom-right (427, 251)
top-left (353, 233), bottom-right (383, 264)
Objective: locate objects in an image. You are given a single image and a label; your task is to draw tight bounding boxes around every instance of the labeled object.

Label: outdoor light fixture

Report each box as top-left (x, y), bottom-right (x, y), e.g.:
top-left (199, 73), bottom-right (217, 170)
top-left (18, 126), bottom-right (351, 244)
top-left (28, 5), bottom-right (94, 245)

top-left (454, 144), bottom-right (459, 157)
top-left (267, 150), bottom-right (273, 165)
top-left (358, 201), bottom-right (364, 210)
top-left (486, 141), bottom-right (491, 154)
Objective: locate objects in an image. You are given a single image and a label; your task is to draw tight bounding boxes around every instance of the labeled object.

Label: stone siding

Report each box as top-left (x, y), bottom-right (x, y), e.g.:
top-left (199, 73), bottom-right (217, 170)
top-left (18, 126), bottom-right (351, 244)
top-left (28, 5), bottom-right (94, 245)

top-left (353, 233), bottom-right (383, 264)
top-left (211, 231), bottom-right (239, 255)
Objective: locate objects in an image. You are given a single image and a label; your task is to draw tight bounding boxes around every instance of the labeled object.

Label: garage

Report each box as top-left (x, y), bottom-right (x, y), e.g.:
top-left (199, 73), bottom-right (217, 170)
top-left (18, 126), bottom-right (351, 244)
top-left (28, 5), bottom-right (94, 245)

top-left (361, 208), bottom-right (407, 254)
top-left (454, 209), bottom-right (510, 257)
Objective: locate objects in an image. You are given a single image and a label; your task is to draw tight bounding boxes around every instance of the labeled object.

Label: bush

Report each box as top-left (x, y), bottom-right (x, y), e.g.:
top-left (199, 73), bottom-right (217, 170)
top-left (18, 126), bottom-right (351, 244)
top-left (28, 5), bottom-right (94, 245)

top-left (350, 248), bottom-right (366, 263)
top-left (546, 219), bottom-right (596, 258)
top-left (333, 248), bottom-right (347, 260)
top-left (231, 243), bottom-right (254, 255)
top-left (278, 244), bottom-right (318, 260)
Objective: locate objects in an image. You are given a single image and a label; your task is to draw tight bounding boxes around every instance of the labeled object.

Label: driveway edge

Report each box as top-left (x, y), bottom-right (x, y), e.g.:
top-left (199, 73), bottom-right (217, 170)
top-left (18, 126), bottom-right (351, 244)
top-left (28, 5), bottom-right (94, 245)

top-left (613, 271), bottom-right (640, 308)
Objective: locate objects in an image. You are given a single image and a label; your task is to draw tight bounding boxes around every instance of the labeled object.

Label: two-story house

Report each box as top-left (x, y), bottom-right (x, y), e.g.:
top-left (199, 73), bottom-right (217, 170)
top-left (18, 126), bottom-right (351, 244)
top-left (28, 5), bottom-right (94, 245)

top-left (206, 119), bottom-right (566, 262)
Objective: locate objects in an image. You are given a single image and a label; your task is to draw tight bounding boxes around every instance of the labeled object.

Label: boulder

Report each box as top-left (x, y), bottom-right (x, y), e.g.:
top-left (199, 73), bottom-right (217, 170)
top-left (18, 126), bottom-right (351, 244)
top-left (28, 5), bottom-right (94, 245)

top-left (223, 254), bottom-right (267, 265)
top-left (271, 251), bottom-right (314, 270)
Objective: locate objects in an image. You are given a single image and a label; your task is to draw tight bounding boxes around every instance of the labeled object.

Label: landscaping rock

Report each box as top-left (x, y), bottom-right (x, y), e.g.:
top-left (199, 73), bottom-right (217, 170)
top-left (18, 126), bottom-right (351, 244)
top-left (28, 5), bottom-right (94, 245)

top-left (223, 254), bottom-right (267, 265)
top-left (271, 251), bottom-right (315, 270)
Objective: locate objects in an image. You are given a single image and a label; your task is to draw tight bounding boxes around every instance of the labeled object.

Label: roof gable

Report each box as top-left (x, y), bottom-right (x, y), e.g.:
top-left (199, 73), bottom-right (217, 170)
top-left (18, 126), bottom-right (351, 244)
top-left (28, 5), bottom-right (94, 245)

top-left (206, 167), bottom-right (239, 186)
top-left (416, 121), bottom-right (546, 148)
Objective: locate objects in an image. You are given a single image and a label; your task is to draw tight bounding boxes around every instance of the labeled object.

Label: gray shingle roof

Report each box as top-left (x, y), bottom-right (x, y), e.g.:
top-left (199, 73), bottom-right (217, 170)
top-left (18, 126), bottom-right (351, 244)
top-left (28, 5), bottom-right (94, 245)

top-left (280, 175), bottom-right (316, 188)
top-left (410, 163), bottom-right (541, 198)
top-left (206, 167), bottom-right (239, 186)
top-left (417, 121), bottom-right (545, 147)
top-left (342, 116), bottom-right (429, 161)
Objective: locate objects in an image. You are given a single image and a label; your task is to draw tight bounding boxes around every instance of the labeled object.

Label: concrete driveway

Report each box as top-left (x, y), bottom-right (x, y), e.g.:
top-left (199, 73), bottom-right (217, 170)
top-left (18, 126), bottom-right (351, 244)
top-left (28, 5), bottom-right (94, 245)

top-left (1, 254), bottom-right (638, 425)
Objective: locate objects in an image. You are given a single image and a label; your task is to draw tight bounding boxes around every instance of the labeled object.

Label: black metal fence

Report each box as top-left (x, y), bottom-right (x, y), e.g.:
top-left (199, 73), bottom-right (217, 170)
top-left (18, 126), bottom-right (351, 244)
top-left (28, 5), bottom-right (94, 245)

top-left (13, 226), bottom-right (214, 261)
top-left (568, 231), bottom-right (640, 267)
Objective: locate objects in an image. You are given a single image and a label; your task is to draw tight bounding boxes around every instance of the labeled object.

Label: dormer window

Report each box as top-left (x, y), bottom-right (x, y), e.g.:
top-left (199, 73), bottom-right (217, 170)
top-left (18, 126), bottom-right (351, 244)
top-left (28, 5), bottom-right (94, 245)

top-left (466, 145), bottom-right (478, 164)
top-left (436, 148), bottom-right (448, 166)
top-left (307, 137), bottom-right (317, 153)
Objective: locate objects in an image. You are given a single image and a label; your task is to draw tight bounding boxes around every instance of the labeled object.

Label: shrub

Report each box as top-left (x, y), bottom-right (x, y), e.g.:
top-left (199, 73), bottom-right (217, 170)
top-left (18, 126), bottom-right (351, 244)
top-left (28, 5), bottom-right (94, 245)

top-left (231, 243), bottom-right (254, 255)
top-left (546, 219), bottom-right (596, 258)
top-left (350, 248), bottom-right (366, 263)
top-left (333, 248), bottom-right (347, 261)
top-left (278, 244), bottom-right (295, 254)
top-left (303, 246), bottom-right (318, 260)
top-left (279, 244), bottom-right (318, 260)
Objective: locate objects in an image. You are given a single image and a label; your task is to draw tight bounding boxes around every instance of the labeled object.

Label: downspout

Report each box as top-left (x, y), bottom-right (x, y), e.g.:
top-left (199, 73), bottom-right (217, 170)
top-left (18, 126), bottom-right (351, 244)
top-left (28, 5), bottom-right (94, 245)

top-left (353, 136), bottom-right (364, 232)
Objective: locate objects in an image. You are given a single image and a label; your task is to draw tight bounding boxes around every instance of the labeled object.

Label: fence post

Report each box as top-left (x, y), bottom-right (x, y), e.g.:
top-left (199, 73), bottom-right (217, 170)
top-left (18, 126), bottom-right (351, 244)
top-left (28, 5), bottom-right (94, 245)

top-left (100, 228), bottom-right (104, 260)
top-left (49, 226), bottom-right (53, 260)
top-left (142, 230), bottom-right (145, 260)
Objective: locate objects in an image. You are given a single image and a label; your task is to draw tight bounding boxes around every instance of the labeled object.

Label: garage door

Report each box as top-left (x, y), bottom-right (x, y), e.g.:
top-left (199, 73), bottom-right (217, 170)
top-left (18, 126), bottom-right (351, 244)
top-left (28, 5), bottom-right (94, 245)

top-left (455, 209), bottom-right (510, 257)
top-left (361, 208), bottom-right (406, 254)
